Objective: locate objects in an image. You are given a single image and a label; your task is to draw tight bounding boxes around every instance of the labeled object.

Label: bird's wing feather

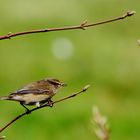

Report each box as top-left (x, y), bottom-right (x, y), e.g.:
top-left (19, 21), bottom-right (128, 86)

top-left (11, 89), bottom-right (50, 95)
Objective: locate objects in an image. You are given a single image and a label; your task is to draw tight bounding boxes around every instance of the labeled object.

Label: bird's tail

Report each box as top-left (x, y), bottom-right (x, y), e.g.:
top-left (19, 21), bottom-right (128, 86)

top-left (0, 96), bottom-right (9, 100)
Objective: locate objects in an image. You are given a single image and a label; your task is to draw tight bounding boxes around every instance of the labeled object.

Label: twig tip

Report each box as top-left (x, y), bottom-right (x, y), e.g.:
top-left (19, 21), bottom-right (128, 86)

top-left (82, 84), bottom-right (90, 92)
top-left (126, 11), bottom-right (136, 16)
top-left (122, 10), bottom-right (136, 19)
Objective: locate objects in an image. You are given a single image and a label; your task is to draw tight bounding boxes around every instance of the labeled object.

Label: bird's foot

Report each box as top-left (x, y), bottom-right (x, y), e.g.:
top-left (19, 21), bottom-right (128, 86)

top-left (47, 99), bottom-right (54, 107)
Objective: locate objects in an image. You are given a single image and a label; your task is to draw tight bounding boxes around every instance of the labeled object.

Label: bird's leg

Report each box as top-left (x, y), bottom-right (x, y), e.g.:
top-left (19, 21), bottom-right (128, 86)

top-left (20, 102), bottom-right (31, 114)
top-left (47, 99), bottom-right (54, 107)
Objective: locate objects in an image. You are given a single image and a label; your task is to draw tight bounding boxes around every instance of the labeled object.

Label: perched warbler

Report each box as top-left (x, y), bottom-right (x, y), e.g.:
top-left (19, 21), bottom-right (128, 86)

top-left (0, 78), bottom-right (66, 112)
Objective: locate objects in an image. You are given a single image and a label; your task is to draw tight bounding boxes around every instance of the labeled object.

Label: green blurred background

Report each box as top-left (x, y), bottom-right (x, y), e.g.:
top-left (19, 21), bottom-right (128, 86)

top-left (0, 0), bottom-right (140, 140)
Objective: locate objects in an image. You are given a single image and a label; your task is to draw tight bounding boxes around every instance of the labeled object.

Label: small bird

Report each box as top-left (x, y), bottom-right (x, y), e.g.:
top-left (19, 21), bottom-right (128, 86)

top-left (0, 78), bottom-right (66, 113)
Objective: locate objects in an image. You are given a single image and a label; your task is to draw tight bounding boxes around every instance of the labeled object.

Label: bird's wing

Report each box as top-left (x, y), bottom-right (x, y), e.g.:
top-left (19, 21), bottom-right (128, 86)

top-left (11, 89), bottom-right (50, 95)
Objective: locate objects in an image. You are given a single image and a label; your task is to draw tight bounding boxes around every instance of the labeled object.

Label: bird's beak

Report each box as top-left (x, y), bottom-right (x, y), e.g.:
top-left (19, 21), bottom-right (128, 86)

top-left (61, 83), bottom-right (67, 87)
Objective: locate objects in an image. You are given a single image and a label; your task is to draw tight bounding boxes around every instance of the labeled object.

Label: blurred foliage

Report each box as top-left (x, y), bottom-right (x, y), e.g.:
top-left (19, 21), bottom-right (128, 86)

top-left (0, 0), bottom-right (140, 140)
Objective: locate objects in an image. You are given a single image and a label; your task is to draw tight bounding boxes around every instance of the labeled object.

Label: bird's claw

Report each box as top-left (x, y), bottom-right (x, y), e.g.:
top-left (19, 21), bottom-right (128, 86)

top-left (47, 100), bottom-right (54, 107)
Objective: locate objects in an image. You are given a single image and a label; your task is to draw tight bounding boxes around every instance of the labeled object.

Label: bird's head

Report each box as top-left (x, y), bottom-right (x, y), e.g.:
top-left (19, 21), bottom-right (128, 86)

top-left (46, 78), bottom-right (67, 89)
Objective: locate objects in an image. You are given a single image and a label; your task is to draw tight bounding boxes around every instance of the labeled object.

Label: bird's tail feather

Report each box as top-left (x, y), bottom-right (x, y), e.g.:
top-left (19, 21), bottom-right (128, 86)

top-left (0, 96), bottom-right (9, 100)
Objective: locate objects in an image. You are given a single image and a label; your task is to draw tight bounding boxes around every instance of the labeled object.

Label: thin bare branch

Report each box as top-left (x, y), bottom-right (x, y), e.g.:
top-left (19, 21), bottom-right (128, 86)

top-left (0, 84), bottom-right (90, 133)
top-left (0, 11), bottom-right (135, 40)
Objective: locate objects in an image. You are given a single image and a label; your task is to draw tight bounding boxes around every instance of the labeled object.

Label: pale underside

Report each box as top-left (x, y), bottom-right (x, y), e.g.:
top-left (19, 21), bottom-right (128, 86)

top-left (12, 93), bottom-right (50, 105)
